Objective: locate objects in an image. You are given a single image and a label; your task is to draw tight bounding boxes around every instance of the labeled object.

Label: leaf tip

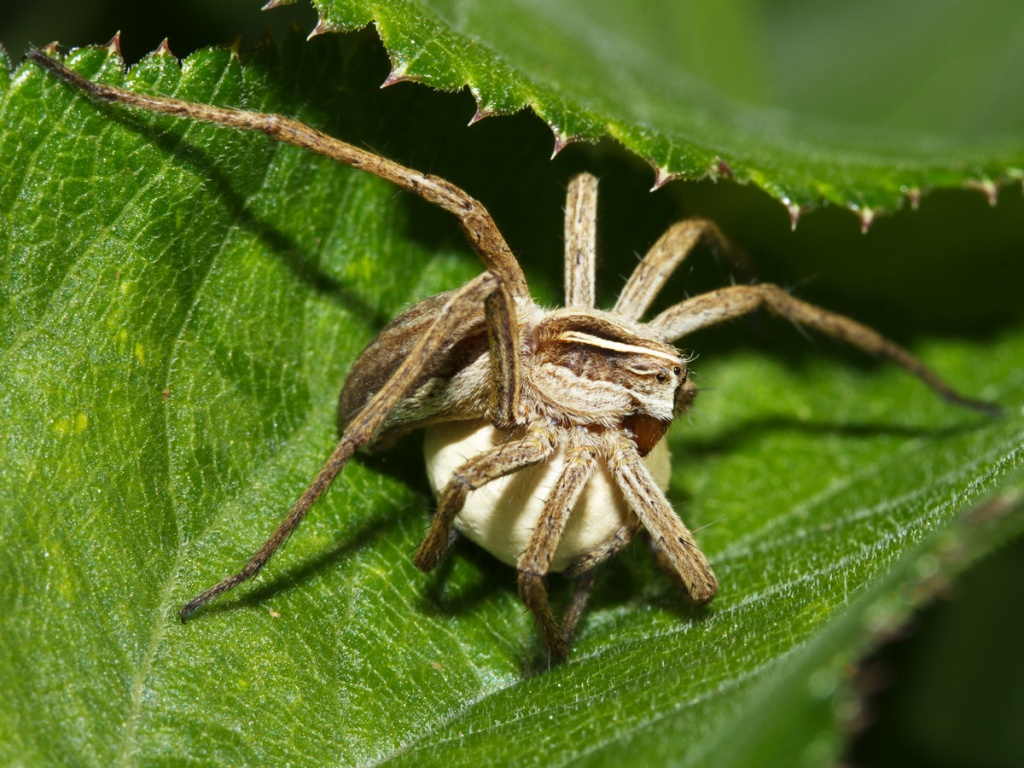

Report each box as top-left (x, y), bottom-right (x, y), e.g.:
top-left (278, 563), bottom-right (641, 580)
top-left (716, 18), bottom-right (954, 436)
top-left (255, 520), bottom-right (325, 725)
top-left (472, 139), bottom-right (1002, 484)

top-left (550, 128), bottom-right (581, 159)
top-left (784, 199), bottom-right (803, 231)
top-left (224, 36), bottom-right (243, 59)
top-left (468, 105), bottom-right (497, 126)
top-left (858, 207), bottom-right (876, 234)
top-left (307, 18), bottom-right (336, 41)
top-left (650, 165), bottom-right (680, 191)
top-left (154, 38), bottom-right (175, 58)
top-left (965, 179), bottom-right (999, 207)
top-left (103, 32), bottom-right (123, 58)
top-left (906, 187), bottom-right (922, 211)
top-left (467, 87), bottom-right (501, 126)
top-left (381, 62), bottom-right (413, 89)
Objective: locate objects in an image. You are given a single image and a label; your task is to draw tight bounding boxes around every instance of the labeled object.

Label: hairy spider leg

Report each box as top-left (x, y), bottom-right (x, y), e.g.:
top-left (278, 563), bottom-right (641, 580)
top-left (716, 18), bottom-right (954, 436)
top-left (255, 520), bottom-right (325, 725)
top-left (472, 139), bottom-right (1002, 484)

top-left (26, 48), bottom-right (529, 298)
top-left (180, 272), bottom-right (504, 619)
top-left (649, 283), bottom-right (1000, 415)
top-left (517, 434), bottom-right (600, 659)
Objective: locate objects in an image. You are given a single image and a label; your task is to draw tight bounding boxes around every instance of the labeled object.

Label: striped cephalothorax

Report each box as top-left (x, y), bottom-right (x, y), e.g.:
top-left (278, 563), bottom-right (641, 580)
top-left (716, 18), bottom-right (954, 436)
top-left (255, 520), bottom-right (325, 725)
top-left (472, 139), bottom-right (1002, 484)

top-left (29, 49), bottom-right (997, 660)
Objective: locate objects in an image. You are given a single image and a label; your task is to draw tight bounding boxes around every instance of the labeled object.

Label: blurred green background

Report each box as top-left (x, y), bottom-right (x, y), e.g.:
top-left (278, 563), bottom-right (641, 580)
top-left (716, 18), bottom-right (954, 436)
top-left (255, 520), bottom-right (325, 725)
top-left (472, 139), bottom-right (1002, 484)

top-left (2, 1), bottom-right (1022, 766)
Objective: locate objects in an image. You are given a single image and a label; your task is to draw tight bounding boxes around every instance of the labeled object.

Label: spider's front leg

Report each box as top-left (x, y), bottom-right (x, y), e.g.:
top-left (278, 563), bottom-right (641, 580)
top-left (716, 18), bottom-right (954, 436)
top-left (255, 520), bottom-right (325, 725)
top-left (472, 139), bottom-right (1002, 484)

top-left (607, 433), bottom-right (719, 604)
top-left (648, 283), bottom-right (1000, 414)
top-left (27, 49), bottom-right (530, 298)
top-left (180, 272), bottom-right (505, 619)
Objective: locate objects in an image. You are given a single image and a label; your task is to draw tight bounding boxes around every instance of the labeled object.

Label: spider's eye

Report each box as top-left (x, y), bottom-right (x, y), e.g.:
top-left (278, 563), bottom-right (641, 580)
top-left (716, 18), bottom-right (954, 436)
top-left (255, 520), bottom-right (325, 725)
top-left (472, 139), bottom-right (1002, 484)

top-left (673, 366), bottom-right (682, 376)
top-left (656, 371), bottom-right (667, 382)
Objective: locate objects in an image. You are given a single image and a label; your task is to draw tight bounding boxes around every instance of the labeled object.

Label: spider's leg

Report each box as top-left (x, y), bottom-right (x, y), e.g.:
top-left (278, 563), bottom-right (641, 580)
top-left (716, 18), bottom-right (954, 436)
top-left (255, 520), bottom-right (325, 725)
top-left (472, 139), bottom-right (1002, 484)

top-left (648, 283), bottom-right (999, 415)
top-left (614, 219), bottom-right (740, 321)
top-left (561, 516), bottom-right (641, 577)
top-left (27, 49), bottom-right (529, 298)
top-left (415, 274), bottom-right (537, 570)
top-left (485, 282), bottom-right (523, 430)
top-left (517, 438), bottom-right (598, 660)
top-left (607, 433), bottom-right (718, 604)
top-left (560, 569), bottom-right (597, 650)
top-left (564, 173), bottom-right (598, 308)
top-left (179, 272), bottom-right (503, 620)
top-left (413, 423), bottom-right (557, 572)
top-left (645, 532), bottom-right (710, 597)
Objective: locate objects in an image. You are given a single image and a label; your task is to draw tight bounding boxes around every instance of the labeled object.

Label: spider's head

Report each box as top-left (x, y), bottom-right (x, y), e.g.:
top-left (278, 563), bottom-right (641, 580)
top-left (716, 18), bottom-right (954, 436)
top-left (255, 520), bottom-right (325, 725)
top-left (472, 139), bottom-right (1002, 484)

top-left (533, 310), bottom-right (691, 454)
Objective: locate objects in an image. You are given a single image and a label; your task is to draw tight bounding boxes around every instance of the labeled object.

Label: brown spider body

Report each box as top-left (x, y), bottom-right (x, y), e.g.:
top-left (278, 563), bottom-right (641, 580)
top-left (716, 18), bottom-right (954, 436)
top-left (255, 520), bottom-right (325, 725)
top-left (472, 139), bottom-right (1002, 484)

top-left (339, 299), bottom-right (689, 453)
top-left (29, 49), bottom-right (997, 661)
top-left (341, 294), bottom-right (693, 573)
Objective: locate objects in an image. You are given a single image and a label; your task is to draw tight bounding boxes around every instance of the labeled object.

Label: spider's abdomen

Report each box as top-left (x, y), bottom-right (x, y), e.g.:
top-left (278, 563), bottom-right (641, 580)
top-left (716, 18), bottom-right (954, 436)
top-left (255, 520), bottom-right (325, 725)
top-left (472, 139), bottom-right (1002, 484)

top-left (424, 421), bottom-right (670, 572)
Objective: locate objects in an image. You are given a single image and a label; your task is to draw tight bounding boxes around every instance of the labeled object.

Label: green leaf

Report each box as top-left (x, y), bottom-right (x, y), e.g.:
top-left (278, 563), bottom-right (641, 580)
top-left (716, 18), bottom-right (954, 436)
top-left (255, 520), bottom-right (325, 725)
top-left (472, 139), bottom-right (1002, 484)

top-left (312, 0), bottom-right (1024, 219)
top-left (2, 34), bottom-right (1023, 766)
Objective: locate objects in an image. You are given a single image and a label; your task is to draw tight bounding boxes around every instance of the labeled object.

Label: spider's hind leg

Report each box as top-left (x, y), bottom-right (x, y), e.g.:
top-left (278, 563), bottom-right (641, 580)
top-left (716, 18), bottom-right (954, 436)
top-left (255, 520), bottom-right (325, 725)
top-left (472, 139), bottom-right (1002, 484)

top-left (179, 272), bottom-right (505, 620)
top-left (560, 570), bottom-right (597, 649)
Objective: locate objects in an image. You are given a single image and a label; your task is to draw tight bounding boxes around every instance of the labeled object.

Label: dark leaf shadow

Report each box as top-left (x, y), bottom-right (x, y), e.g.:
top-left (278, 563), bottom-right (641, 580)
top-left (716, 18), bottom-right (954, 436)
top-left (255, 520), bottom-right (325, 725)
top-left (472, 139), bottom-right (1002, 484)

top-left (417, 541), bottom-right (513, 618)
top-left (677, 413), bottom-right (994, 463)
top-left (88, 103), bottom-right (395, 329)
top-left (181, 505), bottom-right (409, 619)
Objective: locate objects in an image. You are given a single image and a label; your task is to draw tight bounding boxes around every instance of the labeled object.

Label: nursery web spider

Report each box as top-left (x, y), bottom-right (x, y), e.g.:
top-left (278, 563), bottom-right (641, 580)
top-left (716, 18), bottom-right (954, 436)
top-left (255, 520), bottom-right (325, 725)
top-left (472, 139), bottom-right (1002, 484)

top-left (30, 49), bottom-right (997, 660)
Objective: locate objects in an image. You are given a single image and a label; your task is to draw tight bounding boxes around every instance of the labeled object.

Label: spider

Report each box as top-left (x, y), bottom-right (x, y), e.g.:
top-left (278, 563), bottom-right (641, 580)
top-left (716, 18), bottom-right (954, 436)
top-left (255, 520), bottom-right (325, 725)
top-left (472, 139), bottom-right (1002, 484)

top-left (29, 48), bottom-right (996, 660)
